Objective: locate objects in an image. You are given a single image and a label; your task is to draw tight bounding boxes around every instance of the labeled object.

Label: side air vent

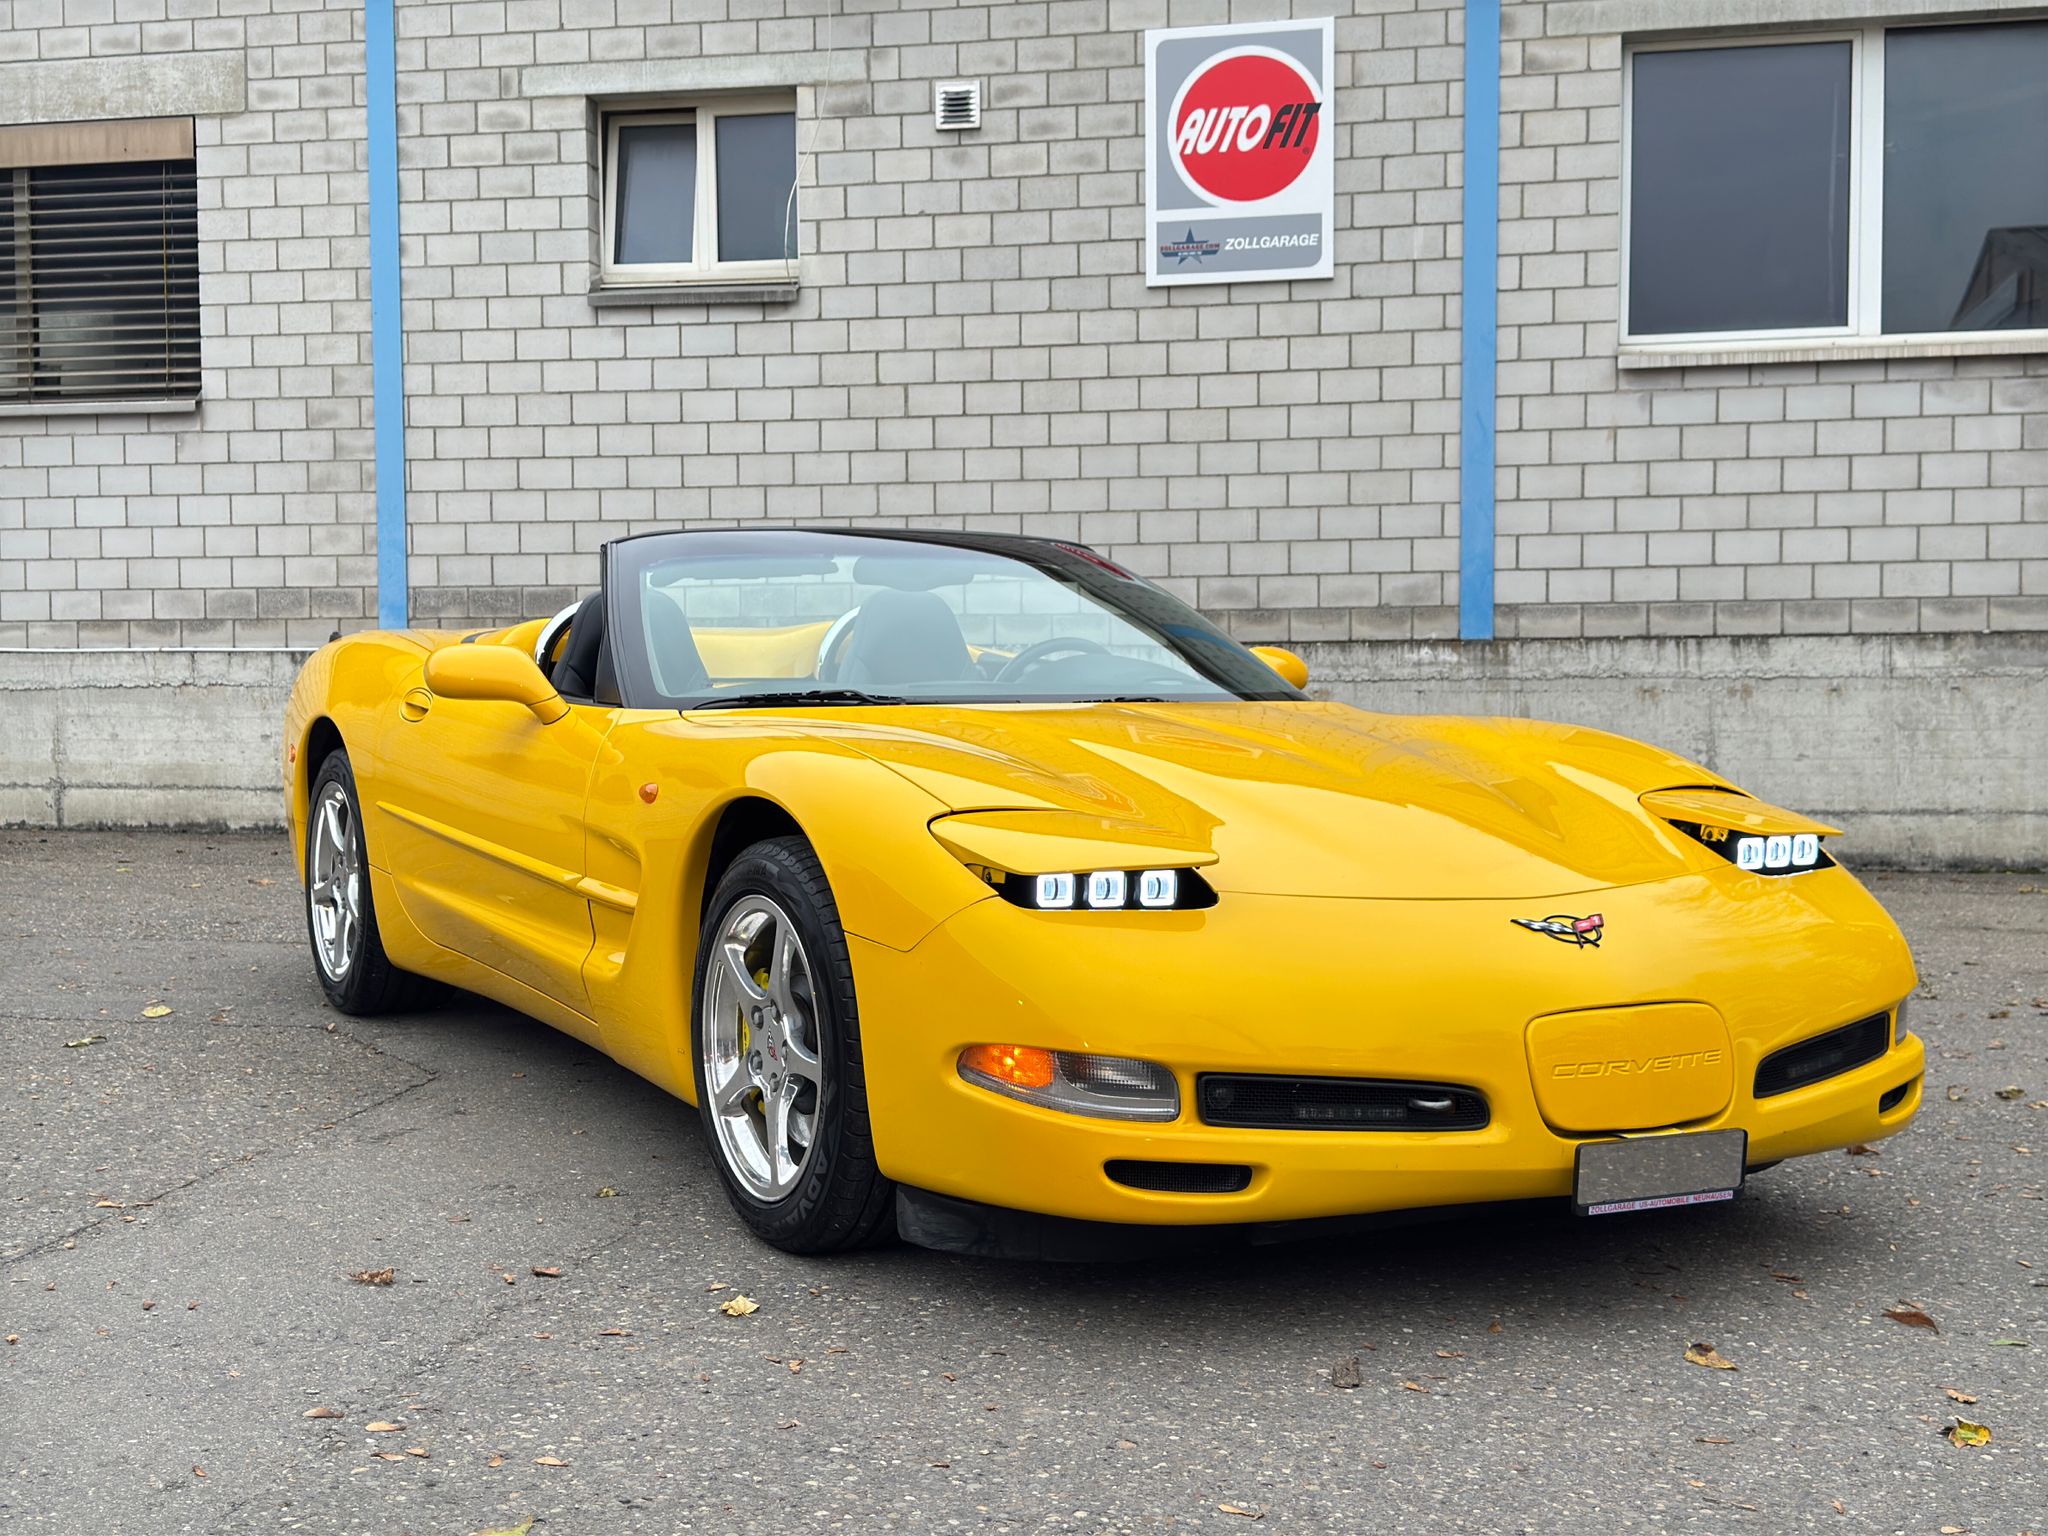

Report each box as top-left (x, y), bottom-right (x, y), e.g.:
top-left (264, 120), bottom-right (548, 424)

top-left (935, 80), bottom-right (982, 131)
top-left (1197, 1075), bottom-right (1489, 1132)
top-left (1105, 1159), bottom-right (1252, 1194)
top-left (1755, 1013), bottom-right (1889, 1098)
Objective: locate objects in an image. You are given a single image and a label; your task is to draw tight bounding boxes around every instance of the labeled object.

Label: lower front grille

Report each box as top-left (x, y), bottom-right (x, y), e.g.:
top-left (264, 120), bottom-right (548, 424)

top-left (1104, 1159), bottom-right (1252, 1194)
top-left (1755, 1013), bottom-right (1890, 1098)
top-left (1196, 1074), bottom-right (1489, 1132)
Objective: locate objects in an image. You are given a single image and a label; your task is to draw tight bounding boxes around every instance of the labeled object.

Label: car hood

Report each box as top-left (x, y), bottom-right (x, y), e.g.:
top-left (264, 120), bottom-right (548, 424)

top-left (795, 700), bottom-right (1731, 901)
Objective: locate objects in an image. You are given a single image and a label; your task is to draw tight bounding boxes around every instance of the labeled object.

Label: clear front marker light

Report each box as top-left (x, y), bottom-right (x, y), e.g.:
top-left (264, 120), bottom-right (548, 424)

top-left (1137, 869), bottom-right (1179, 908)
top-left (1033, 872), bottom-right (1076, 909)
top-left (959, 1045), bottom-right (1179, 1121)
top-left (1085, 870), bottom-right (1127, 909)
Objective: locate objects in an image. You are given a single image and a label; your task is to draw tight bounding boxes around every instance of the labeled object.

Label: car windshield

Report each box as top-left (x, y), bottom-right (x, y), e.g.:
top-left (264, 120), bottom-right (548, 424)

top-left (604, 529), bottom-right (1302, 709)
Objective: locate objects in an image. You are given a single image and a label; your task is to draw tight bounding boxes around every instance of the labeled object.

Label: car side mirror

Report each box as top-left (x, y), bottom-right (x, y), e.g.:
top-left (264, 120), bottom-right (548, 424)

top-left (423, 644), bottom-right (569, 724)
top-left (1249, 645), bottom-right (1310, 691)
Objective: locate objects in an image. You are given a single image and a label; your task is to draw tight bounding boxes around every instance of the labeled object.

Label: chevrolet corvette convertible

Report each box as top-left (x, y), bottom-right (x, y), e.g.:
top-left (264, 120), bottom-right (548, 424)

top-left (283, 528), bottom-right (1923, 1257)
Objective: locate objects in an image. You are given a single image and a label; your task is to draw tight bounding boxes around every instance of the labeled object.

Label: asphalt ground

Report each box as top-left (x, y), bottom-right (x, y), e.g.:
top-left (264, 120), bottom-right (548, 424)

top-left (1, 830), bottom-right (2043, 1536)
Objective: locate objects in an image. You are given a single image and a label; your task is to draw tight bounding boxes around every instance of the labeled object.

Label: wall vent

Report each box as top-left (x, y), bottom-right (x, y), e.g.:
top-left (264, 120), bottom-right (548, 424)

top-left (934, 80), bottom-right (982, 131)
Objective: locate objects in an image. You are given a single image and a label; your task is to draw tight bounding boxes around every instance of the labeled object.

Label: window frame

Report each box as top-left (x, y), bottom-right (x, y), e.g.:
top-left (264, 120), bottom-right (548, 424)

top-left (599, 93), bottom-right (799, 290)
top-left (1620, 19), bottom-right (2048, 353)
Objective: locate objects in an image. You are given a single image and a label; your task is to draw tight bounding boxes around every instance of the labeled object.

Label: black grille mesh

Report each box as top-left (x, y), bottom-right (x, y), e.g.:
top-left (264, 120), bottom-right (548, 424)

top-left (1755, 1013), bottom-right (1890, 1098)
top-left (1197, 1075), bottom-right (1489, 1132)
top-left (1104, 1159), bottom-right (1252, 1194)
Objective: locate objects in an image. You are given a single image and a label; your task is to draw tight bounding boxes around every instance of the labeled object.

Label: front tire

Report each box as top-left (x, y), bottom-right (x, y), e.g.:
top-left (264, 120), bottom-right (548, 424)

top-left (305, 751), bottom-right (432, 1015)
top-left (691, 836), bottom-right (894, 1254)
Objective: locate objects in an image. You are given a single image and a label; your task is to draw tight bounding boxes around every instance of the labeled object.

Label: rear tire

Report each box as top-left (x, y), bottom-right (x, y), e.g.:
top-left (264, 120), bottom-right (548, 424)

top-left (691, 836), bottom-right (894, 1254)
top-left (305, 751), bottom-right (435, 1015)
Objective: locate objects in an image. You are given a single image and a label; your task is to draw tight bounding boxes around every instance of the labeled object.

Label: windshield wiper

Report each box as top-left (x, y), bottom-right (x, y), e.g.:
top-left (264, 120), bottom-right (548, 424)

top-left (689, 688), bottom-right (911, 711)
top-left (1075, 695), bottom-right (1169, 704)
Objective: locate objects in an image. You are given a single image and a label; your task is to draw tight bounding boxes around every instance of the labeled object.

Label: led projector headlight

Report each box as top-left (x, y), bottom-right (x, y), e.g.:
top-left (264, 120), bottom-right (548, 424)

top-left (1670, 821), bottom-right (1836, 875)
top-left (995, 865), bottom-right (1216, 910)
top-left (958, 1044), bottom-right (1180, 1121)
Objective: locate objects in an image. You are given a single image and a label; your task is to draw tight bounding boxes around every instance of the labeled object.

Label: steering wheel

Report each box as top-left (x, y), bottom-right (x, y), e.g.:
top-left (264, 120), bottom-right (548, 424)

top-left (815, 606), bottom-right (861, 682)
top-left (993, 635), bottom-right (1110, 683)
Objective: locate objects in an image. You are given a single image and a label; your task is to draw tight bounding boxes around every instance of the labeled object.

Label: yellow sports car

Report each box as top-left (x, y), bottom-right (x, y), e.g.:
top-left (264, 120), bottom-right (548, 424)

top-left (283, 528), bottom-right (1923, 1257)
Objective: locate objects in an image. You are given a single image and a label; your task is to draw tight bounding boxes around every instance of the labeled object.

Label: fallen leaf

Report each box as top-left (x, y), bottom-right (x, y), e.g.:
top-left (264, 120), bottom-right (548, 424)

top-left (192, 1465), bottom-right (206, 1478)
top-left (405, 1447), bottom-right (430, 1458)
top-left (598, 1328), bottom-right (633, 1337)
top-left (1884, 1306), bottom-right (1939, 1333)
top-left (476, 1520), bottom-right (533, 1536)
top-left (1695, 1435), bottom-right (1731, 1445)
top-left (1831, 1500), bottom-right (1845, 1515)
top-left (1435, 1349), bottom-right (1465, 1359)
top-left (531, 1266), bottom-right (561, 1278)
top-left (1331, 1355), bottom-right (1362, 1389)
top-left (929, 1459), bottom-right (950, 1468)
top-left (64, 1036), bottom-right (106, 1049)
top-left (1486, 1318), bottom-right (1503, 1334)
top-left (533, 1455), bottom-right (569, 1467)
top-left (303, 1407), bottom-right (344, 1419)
top-left (1996, 1087), bottom-right (2027, 1100)
top-left (485, 1455), bottom-right (506, 1469)
top-left (1940, 1527), bottom-right (1967, 1535)
top-left (365, 1421), bottom-right (405, 1433)
top-left (1218, 1505), bottom-right (1263, 1520)
top-left (787, 1358), bottom-right (803, 1374)
top-left (1989, 1337), bottom-right (2030, 1347)
top-left (1400, 1380), bottom-right (1428, 1393)
top-left (532, 1332), bottom-right (552, 1340)
top-left (349, 1268), bottom-right (395, 1287)
top-left (594, 1187), bottom-right (619, 1198)
top-left (371, 1451), bottom-right (407, 1462)
top-left (3, 1334), bottom-right (17, 1345)
top-left (141, 1300), bottom-right (155, 1311)
top-left (1948, 1085), bottom-right (1969, 1102)
top-left (501, 1273), bottom-right (516, 1285)
top-left (141, 1004), bottom-right (172, 1019)
top-left (704, 1283), bottom-right (731, 1293)
top-left (1846, 1144), bottom-right (1879, 1156)
top-left (1943, 1388), bottom-right (1978, 1404)
top-left (1685, 1343), bottom-right (1738, 1371)
top-left (718, 1295), bottom-right (759, 1317)
top-left (1944, 1419), bottom-right (1992, 1448)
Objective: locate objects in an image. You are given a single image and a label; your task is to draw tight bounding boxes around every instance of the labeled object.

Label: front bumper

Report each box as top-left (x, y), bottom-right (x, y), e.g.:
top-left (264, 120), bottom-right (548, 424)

top-left (851, 867), bottom-right (1923, 1232)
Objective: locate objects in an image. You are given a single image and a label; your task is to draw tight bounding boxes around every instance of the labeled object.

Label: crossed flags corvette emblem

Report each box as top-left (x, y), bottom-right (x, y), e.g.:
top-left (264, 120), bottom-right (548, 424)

top-left (1511, 912), bottom-right (1605, 948)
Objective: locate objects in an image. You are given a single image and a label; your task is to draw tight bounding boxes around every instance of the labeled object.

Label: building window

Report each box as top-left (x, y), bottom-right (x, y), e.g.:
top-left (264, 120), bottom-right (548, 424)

top-left (0, 132), bottom-right (200, 405)
top-left (601, 97), bottom-right (798, 287)
top-left (1624, 20), bottom-right (2048, 344)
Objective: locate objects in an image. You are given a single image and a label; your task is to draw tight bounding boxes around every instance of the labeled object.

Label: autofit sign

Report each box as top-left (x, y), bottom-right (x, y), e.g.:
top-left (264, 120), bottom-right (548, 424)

top-left (1144, 17), bottom-right (1335, 287)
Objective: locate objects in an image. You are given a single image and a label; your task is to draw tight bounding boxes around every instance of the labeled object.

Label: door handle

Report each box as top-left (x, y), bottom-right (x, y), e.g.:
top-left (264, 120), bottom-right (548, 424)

top-left (400, 687), bottom-right (432, 723)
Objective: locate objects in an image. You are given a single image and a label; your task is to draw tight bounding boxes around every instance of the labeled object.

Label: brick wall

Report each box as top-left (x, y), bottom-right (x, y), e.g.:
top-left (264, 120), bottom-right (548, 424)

top-left (1, 0), bottom-right (2044, 647)
top-left (0, 0), bottom-right (376, 649)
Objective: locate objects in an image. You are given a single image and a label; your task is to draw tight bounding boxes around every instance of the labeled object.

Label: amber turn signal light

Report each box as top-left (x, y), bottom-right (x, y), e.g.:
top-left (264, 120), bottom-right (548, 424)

top-left (958, 1043), bottom-right (1056, 1089)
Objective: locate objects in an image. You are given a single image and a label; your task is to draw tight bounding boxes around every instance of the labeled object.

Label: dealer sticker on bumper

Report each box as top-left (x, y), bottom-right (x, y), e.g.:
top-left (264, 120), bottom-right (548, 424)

top-left (1574, 1129), bottom-right (1747, 1216)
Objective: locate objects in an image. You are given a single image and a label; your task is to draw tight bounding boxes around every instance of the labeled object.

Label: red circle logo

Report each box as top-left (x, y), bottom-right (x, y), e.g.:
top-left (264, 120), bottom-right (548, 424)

top-left (1169, 49), bottom-right (1322, 205)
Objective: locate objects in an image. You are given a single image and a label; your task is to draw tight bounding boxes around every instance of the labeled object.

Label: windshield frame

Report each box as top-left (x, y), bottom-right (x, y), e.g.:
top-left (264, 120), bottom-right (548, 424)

top-left (601, 527), bottom-right (1306, 711)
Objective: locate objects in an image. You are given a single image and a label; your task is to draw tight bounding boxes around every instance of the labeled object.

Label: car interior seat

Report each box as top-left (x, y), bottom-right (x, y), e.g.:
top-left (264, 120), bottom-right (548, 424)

top-left (836, 589), bottom-right (977, 688)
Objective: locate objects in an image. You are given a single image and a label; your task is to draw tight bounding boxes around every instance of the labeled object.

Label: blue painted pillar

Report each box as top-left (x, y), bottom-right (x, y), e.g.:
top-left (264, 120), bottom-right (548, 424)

top-left (366, 0), bottom-right (408, 629)
top-left (1458, 0), bottom-right (1500, 642)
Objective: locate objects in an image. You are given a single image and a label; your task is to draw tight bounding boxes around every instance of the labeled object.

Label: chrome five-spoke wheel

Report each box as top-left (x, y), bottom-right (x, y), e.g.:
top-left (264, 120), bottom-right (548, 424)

top-left (699, 894), bottom-right (824, 1202)
top-left (308, 777), bottom-right (363, 981)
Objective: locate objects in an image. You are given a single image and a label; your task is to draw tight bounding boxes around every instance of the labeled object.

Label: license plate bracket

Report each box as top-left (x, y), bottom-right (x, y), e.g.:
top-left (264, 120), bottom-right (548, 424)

top-left (1574, 1129), bottom-right (1747, 1216)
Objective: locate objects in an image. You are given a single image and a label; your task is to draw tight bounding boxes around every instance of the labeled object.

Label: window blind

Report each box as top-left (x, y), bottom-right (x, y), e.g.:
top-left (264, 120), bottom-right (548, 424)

top-left (0, 157), bottom-right (200, 405)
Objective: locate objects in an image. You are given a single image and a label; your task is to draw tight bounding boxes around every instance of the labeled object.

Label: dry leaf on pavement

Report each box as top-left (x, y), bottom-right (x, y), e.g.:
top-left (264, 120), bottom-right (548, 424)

top-left (718, 1295), bottom-right (759, 1317)
top-left (1996, 1086), bottom-right (2027, 1100)
top-left (1218, 1504), bottom-right (1263, 1520)
top-left (141, 1004), bottom-right (172, 1018)
top-left (3, 1334), bottom-right (17, 1345)
top-left (531, 1266), bottom-right (561, 1278)
top-left (350, 1268), bottom-right (395, 1286)
top-left (365, 1420), bottom-right (405, 1433)
top-left (1331, 1355), bottom-right (1362, 1389)
top-left (1884, 1306), bottom-right (1939, 1333)
top-left (475, 1521), bottom-right (533, 1536)
top-left (1400, 1380), bottom-right (1428, 1393)
top-left (1685, 1343), bottom-right (1738, 1371)
top-left (533, 1455), bottom-right (569, 1467)
top-left (303, 1407), bottom-right (344, 1419)
top-left (1943, 1419), bottom-right (1992, 1447)
top-left (1943, 1388), bottom-right (1978, 1404)
top-left (594, 1187), bottom-right (619, 1198)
